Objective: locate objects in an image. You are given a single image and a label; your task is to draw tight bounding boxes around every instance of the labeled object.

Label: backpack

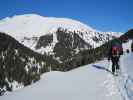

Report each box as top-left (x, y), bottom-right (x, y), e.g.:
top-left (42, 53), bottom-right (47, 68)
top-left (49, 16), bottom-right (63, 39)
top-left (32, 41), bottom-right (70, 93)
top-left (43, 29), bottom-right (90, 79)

top-left (111, 39), bottom-right (123, 56)
top-left (112, 46), bottom-right (119, 56)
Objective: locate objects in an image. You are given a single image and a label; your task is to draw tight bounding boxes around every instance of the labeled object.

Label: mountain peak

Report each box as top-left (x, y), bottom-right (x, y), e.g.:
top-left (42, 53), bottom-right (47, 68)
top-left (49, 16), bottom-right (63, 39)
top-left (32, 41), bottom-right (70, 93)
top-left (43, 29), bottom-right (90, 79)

top-left (0, 14), bottom-right (96, 40)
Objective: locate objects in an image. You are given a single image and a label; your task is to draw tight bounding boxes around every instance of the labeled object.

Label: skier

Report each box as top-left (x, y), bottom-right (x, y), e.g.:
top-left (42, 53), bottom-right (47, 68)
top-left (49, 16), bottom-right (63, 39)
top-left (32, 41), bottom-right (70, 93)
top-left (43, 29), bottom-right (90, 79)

top-left (108, 39), bottom-right (123, 75)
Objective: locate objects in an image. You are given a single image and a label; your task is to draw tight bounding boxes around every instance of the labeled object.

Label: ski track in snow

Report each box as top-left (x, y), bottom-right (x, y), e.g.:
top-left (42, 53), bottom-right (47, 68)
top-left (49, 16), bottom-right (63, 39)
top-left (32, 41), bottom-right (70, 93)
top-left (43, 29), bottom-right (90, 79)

top-left (119, 53), bottom-right (133, 100)
top-left (105, 52), bottom-right (133, 100)
top-left (94, 53), bottom-right (133, 100)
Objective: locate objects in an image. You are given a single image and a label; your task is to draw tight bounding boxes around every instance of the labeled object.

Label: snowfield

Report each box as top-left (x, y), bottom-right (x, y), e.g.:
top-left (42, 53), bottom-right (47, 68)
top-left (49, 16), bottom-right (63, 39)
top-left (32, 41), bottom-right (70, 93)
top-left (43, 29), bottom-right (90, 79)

top-left (1, 51), bottom-right (133, 100)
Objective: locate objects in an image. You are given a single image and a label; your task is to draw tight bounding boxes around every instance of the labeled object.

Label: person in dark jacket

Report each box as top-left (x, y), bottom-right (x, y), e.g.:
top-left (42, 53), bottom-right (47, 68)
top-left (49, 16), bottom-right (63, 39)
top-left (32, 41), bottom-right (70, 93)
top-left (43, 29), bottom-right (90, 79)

top-left (108, 40), bottom-right (123, 75)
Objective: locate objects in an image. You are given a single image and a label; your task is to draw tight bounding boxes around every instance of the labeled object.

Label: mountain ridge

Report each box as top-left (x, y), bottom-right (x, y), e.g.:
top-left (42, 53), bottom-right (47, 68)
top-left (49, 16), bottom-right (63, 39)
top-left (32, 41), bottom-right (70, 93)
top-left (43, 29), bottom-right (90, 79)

top-left (0, 14), bottom-right (121, 55)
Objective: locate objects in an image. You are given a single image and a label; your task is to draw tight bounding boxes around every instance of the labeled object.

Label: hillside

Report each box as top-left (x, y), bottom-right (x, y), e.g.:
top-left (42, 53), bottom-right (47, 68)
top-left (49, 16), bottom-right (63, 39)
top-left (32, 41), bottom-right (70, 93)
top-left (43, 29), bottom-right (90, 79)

top-left (0, 32), bottom-right (59, 95)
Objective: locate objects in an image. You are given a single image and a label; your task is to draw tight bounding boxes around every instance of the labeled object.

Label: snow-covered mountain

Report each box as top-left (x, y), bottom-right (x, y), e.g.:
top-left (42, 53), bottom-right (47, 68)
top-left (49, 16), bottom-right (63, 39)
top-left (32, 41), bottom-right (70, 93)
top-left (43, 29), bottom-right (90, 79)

top-left (0, 14), bottom-right (125, 96)
top-left (0, 14), bottom-right (95, 37)
top-left (0, 14), bottom-right (121, 55)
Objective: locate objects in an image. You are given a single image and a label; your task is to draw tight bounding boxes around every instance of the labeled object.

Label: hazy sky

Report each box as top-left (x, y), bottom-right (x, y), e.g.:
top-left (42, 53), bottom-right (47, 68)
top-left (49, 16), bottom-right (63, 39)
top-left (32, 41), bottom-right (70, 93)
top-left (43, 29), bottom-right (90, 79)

top-left (0, 0), bottom-right (132, 32)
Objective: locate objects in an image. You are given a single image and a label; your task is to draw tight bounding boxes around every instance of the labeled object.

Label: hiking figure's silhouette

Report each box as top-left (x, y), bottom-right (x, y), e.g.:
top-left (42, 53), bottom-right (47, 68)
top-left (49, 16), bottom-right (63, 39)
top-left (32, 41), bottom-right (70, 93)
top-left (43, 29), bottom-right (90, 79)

top-left (108, 39), bottom-right (123, 75)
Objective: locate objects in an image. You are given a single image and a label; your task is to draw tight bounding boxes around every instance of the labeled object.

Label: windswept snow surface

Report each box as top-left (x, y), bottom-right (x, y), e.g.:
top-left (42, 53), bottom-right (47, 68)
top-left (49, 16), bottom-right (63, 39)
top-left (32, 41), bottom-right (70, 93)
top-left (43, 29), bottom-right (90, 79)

top-left (118, 52), bottom-right (133, 100)
top-left (122, 40), bottom-right (132, 53)
top-left (122, 53), bottom-right (133, 79)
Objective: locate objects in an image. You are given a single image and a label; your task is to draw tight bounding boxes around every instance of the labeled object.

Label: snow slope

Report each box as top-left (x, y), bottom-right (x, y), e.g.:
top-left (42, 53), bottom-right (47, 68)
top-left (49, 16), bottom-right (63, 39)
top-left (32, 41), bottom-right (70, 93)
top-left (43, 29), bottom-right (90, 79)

top-left (118, 52), bottom-right (133, 100)
top-left (122, 40), bottom-right (132, 53)
top-left (0, 42), bottom-right (133, 100)
top-left (0, 60), bottom-right (122, 100)
top-left (122, 53), bottom-right (133, 78)
top-left (0, 14), bottom-right (131, 100)
top-left (0, 14), bottom-right (95, 40)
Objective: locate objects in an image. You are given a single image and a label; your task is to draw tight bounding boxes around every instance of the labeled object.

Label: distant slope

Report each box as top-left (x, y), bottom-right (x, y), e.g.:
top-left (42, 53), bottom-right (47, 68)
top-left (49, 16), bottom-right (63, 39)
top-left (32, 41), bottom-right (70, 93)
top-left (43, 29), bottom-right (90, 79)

top-left (0, 14), bottom-right (95, 39)
top-left (120, 29), bottom-right (133, 41)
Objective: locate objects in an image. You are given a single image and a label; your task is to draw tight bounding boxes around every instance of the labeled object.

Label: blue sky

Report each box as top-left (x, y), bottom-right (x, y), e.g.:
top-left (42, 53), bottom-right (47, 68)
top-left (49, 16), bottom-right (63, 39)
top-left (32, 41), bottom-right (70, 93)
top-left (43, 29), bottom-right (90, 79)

top-left (0, 0), bottom-right (132, 32)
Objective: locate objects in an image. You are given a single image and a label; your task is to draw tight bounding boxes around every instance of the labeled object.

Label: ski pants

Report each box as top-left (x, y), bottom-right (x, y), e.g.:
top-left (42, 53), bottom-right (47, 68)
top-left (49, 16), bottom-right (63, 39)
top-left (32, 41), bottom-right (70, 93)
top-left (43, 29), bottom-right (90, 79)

top-left (111, 56), bottom-right (120, 73)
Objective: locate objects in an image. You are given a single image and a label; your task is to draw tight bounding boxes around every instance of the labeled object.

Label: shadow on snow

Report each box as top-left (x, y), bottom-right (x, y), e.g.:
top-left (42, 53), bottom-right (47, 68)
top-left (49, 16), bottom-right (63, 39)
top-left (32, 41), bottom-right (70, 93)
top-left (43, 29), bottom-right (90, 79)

top-left (92, 65), bottom-right (112, 74)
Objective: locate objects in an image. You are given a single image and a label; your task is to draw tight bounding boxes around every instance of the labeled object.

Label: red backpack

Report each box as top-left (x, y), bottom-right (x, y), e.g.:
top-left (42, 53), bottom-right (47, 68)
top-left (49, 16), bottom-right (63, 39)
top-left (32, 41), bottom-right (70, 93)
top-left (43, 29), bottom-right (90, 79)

top-left (112, 46), bottom-right (121, 56)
